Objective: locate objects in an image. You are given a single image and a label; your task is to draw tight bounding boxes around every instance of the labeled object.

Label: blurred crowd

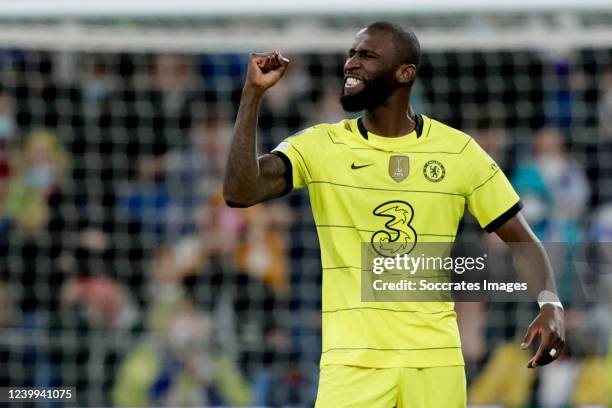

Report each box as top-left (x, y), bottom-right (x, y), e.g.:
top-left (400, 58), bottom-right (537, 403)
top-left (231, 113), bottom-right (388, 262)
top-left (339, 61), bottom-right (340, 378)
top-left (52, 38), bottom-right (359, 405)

top-left (0, 48), bottom-right (610, 407)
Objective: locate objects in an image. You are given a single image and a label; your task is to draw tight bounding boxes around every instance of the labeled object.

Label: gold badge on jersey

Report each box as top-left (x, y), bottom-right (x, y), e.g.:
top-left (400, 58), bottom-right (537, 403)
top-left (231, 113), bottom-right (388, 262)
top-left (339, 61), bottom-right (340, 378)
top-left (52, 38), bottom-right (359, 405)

top-left (388, 155), bottom-right (410, 182)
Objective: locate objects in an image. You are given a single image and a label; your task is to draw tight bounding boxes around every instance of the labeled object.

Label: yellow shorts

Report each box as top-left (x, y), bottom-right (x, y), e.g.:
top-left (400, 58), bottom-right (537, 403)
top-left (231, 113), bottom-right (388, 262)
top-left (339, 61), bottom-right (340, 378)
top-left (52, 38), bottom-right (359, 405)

top-left (315, 364), bottom-right (466, 408)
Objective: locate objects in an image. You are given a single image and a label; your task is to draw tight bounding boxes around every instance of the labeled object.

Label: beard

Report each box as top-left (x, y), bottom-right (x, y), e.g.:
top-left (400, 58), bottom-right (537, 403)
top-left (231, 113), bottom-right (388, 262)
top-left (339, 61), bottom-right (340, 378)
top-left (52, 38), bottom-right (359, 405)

top-left (340, 74), bottom-right (396, 112)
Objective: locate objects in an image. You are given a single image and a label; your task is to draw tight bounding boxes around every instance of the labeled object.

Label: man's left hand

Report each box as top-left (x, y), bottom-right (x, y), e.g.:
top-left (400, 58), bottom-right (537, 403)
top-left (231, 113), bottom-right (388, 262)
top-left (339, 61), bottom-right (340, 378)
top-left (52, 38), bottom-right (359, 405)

top-left (521, 304), bottom-right (565, 368)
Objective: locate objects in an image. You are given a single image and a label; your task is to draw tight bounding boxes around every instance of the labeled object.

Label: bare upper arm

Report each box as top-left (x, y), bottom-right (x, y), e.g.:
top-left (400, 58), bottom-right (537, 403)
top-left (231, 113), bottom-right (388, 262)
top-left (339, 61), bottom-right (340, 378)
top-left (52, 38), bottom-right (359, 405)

top-left (494, 212), bottom-right (539, 243)
top-left (224, 153), bottom-right (289, 208)
top-left (258, 153), bottom-right (291, 202)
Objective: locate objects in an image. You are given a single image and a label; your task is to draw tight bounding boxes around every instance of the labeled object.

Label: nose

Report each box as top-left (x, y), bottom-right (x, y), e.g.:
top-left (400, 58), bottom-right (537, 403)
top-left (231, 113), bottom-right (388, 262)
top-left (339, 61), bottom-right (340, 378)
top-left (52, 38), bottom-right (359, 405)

top-left (344, 54), bottom-right (360, 74)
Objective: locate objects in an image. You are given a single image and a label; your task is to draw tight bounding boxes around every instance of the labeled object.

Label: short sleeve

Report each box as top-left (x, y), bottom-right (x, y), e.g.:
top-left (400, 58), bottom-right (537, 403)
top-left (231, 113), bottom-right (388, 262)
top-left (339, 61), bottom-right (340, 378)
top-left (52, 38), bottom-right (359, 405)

top-left (270, 127), bottom-right (320, 191)
top-left (464, 139), bottom-right (522, 232)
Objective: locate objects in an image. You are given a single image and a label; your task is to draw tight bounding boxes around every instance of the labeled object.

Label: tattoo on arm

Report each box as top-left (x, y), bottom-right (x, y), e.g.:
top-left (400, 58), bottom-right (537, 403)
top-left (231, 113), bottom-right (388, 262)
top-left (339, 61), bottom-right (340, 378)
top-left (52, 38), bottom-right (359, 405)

top-left (223, 87), bottom-right (288, 207)
top-left (258, 154), bottom-right (289, 201)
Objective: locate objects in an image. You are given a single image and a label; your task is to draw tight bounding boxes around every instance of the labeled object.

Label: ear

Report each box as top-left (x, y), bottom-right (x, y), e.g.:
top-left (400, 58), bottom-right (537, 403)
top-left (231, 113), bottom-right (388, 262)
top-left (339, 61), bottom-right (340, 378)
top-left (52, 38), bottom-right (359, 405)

top-left (396, 64), bottom-right (417, 85)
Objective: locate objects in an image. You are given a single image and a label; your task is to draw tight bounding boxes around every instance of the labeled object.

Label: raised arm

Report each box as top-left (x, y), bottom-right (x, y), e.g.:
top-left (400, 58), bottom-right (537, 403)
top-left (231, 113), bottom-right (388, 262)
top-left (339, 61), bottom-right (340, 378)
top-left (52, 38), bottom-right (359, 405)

top-left (223, 52), bottom-right (290, 208)
top-left (494, 213), bottom-right (565, 368)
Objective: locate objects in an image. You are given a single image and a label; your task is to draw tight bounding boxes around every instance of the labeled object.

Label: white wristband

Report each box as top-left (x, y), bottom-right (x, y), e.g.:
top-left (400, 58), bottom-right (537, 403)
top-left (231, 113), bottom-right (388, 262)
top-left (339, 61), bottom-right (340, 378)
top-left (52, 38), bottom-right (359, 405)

top-left (538, 301), bottom-right (564, 310)
top-left (537, 290), bottom-right (564, 310)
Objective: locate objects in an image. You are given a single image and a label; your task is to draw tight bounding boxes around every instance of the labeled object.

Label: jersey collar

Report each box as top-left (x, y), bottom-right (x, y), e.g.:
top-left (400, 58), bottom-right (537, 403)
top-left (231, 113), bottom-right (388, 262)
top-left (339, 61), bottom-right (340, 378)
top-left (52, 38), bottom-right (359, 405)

top-left (357, 113), bottom-right (423, 140)
top-left (352, 114), bottom-right (427, 151)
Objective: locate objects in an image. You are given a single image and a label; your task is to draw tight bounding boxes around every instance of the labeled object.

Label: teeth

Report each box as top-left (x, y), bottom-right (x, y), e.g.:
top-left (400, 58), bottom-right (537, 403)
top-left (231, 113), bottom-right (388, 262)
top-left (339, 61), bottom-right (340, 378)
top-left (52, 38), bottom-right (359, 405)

top-left (345, 77), bottom-right (362, 87)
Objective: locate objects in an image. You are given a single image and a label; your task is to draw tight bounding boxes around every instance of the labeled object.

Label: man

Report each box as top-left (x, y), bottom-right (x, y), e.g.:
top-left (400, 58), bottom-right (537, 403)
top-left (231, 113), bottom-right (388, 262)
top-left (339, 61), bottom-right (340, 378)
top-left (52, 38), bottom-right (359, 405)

top-left (223, 21), bottom-right (565, 408)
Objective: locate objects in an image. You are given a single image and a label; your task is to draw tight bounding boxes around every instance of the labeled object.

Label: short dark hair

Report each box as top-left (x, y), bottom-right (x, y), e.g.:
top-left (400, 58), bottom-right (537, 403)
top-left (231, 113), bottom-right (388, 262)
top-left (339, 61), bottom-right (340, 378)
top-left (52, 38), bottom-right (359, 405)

top-left (366, 21), bottom-right (421, 70)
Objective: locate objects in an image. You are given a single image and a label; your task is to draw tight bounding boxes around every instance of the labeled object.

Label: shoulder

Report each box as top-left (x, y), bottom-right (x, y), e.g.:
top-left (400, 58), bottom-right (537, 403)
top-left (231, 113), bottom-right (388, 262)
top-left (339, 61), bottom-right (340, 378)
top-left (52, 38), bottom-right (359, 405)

top-left (312, 119), bottom-right (353, 133)
top-left (285, 120), bottom-right (350, 145)
top-left (305, 119), bottom-right (352, 138)
top-left (423, 116), bottom-right (474, 154)
top-left (287, 123), bottom-right (329, 140)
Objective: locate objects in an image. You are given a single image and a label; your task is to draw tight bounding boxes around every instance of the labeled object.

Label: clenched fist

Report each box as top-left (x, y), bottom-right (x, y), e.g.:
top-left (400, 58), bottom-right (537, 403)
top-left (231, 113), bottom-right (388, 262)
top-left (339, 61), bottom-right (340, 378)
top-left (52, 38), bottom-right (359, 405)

top-left (245, 51), bottom-right (290, 92)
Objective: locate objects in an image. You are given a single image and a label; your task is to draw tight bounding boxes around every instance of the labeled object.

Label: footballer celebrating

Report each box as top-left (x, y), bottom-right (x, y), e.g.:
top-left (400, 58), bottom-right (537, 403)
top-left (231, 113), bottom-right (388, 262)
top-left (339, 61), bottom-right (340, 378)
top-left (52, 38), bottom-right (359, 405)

top-left (223, 21), bottom-right (565, 408)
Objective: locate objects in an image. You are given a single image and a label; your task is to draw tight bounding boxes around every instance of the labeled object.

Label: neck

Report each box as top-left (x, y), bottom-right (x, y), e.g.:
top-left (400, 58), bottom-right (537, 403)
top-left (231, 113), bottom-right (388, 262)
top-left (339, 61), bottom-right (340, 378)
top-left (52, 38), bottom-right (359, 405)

top-left (363, 91), bottom-right (415, 138)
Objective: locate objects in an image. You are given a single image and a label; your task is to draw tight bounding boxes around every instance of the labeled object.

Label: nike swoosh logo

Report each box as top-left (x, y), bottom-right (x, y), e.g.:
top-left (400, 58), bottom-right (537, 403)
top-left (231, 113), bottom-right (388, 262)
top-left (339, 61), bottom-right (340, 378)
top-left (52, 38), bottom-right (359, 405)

top-left (351, 163), bottom-right (374, 170)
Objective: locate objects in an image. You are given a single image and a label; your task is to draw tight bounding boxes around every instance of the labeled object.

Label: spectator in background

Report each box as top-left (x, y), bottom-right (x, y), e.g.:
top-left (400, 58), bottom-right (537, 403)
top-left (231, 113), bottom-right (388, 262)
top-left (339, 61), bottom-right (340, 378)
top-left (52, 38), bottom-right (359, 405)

top-left (60, 275), bottom-right (137, 330)
top-left (167, 194), bottom-right (242, 291)
top-left (150, 53), bottom-right (205, 152)
top-left (0, 282), bottom-right (14, 327)
top-left (116, 150), bottom-right (172, 247)
top-left (58, 224), bottom-right (140, 334)
top-left (599, 65), bottom-right (612, 139)
top-left (560, 208), bottom-right (612, 406)
top-left (165, 111), bottom-right (232, 236)
top-left (80, 56), bottom-right (113, 117)
top-left (3, 129), bottom-right (68, 234)
top-left (0, 282), bottom-right (16, 386)
top-left (512, 128), bottom-right (589, 242)
top-left (232, 200), bottom-right (294, 405)
top-left (591, 64), bottom-right (612, 204)
top-left (534, 129), bottom-right (589, 242)
top-left (156, 190), bottom-right (294, 405)
top-left (0, 91), bottom-right (16, 231)
top-left (546, 54), bottom-right (573, 129)
top-left (0, 129), bottom-right (70, 339)
top-left (471, 116), bottom-right (512, 171)
top-left (113, 296), bottom-right (252, 407)
top-left (59, 226), bottom-right (140, 334)
top-left (511, 128), bottom-right (599, 407)
top-left (235, 202), bottom-right (294, 296)
top-left (153, 54), bottom-right (197, 118)
top-left (112, 229), bottom-right (252, 407)
top-left (116, 64), bottom-right (224, 244)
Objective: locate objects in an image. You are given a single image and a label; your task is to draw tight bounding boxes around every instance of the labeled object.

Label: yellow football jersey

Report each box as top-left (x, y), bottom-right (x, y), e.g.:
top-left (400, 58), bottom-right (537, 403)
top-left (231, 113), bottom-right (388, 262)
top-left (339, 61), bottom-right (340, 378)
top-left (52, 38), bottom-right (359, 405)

top-left (272, 114), bottom-right (521, 368)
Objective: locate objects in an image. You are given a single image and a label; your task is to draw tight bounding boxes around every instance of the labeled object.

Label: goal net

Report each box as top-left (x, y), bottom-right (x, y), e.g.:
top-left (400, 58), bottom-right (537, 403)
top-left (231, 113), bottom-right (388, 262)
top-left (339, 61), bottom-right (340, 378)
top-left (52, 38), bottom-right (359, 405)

top-left (0, 8), bottom-right (610, 407)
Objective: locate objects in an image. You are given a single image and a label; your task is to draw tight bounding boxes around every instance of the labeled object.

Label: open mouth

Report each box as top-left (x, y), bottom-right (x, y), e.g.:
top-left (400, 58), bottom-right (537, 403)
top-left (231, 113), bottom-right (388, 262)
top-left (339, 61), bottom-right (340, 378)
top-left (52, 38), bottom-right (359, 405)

top-left (344, 75), bottom-right (364, 93)
top-left (345, 76), bottom-right (362, 87)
